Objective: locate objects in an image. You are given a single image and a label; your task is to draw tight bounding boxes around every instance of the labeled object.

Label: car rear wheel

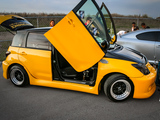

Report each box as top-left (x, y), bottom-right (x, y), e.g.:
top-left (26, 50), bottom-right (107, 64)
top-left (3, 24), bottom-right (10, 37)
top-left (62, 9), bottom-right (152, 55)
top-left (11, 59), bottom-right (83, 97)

top-left (9, 65), bottom-right (29, 87)
top-left (104, 74), bottom-right (133, 102)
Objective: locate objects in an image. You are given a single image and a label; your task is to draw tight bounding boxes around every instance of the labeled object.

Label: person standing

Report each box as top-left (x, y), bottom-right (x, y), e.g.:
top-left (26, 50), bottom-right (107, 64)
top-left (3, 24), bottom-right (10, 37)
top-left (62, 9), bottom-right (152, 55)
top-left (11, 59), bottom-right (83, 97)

top-left (85, 17), bottom-right (92, 25)
top-left (131, 22), bottom-right (139, 31)
top-left (50, 20), bottom-right (55, 27)
top-left (141, 23), bottom-right (150, 29)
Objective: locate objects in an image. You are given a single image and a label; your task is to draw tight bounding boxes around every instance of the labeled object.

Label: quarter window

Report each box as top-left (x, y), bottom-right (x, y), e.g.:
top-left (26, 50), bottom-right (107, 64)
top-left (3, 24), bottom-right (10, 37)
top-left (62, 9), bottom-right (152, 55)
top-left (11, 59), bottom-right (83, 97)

top-left (157, 32), bottom-right (160, 41)
top-left (11, 32), bottom-right (24, 47)
top-left (27, 32), bottom-right (51, 50)
top-left (136, 32), bottom-right (157, 41)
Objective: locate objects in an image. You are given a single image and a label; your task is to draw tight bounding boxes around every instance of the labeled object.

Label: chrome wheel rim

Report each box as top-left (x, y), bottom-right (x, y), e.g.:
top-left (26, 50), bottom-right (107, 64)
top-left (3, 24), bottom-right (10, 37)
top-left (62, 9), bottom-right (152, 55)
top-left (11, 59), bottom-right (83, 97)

top-left (10, 69), bottom-right (24, 85)
top-left (110, 80), bottom-right (131, 100)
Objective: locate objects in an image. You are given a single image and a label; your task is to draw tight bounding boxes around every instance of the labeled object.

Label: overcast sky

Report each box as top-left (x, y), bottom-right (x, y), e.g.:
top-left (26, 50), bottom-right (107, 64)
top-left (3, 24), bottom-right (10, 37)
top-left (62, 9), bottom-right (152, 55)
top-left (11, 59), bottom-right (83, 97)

top-left (0, 0), bottom-right (160, 18)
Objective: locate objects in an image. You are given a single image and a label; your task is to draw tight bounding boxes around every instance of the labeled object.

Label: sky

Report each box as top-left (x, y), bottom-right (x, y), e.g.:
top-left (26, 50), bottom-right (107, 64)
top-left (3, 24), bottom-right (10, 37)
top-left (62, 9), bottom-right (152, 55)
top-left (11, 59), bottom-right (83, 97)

top-left (0, 0), bottom-right (160, 18)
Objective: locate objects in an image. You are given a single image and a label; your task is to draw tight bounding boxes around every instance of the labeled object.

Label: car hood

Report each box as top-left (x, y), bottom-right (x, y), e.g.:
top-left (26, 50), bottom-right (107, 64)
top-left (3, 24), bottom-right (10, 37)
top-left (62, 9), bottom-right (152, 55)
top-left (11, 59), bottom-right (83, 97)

top-left (105, 45), bottom-right (147, 64)
top-left (0, 15), bottom-right (34, 31)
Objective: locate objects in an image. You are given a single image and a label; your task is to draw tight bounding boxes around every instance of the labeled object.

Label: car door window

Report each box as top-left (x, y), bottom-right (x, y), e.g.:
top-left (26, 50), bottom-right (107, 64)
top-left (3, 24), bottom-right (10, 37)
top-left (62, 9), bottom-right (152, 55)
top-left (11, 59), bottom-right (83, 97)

top-left (136, 32), bottom-right (158, 41)
top-left (76, 0), bottom-right (108, 45)
top-left (27, 32), bottom-right (51, 50)
top-left (11, 32), bottom-right (25, 47)
top-left (157, 32), bottom-right (160, 41)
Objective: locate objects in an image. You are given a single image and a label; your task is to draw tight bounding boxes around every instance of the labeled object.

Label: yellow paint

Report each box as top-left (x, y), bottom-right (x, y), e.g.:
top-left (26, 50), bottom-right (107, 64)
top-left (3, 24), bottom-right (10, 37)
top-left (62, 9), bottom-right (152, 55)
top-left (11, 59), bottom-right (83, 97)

top-left (0, 15), bottom-right (24, 24)
top-left (18, 48), bottom-right (52, 80)
top-left (44, 11), bottom-right (105, 72)
top-left (2, 47), bottom-right (156, 99)
top-left (97, 58), bottom-right (156, 98)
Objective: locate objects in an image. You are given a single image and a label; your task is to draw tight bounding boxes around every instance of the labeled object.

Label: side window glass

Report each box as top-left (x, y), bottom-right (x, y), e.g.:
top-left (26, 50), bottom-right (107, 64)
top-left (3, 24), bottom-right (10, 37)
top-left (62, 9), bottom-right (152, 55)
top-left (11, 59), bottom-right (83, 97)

top-left (136, 32), bottom-right (157, 41)
top-left (27, 32), bottom-right (51, 50)
top-left (11, 32), bottom-right (24, 47)
top-left (157, 32), bottom-right (160, 41)
top-left (76, 0), bottom-right (107, 45)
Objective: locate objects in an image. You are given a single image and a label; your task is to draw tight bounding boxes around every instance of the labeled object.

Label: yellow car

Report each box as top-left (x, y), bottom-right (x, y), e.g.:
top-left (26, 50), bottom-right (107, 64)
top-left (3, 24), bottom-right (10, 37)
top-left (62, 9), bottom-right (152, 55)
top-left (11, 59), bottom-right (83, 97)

top-left (2, 0), bottom-right (156, 102)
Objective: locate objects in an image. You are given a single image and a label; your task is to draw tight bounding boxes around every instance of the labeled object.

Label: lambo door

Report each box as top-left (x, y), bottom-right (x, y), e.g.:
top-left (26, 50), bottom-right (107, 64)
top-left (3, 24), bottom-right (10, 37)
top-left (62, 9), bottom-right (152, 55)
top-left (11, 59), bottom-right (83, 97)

top-left (45, 0), bottom-right (110, 72)
top-left (100, 2), bottom-right (117, 44)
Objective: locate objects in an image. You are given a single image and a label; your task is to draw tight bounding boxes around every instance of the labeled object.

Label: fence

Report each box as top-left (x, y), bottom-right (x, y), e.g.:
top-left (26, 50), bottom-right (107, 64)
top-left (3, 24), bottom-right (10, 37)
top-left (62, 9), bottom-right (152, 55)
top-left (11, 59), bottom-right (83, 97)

top-left (0, 16), bottom-right (160, 61)
top-left (26, 16), bottom-right (160, 31)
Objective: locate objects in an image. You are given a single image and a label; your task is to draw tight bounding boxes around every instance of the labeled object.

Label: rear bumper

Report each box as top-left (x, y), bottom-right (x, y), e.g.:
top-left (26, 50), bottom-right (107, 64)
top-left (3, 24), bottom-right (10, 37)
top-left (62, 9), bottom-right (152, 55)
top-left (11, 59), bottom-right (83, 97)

top-left (132, 66), bottom-right (156, 99)
top-left (2, 61), bottom-right (9, 79)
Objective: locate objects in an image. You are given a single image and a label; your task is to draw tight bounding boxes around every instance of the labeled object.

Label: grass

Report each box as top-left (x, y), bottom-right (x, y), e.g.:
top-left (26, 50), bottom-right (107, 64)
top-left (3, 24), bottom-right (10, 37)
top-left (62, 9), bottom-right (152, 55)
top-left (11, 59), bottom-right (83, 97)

top-left (0, 41), bottom-right (12, 61)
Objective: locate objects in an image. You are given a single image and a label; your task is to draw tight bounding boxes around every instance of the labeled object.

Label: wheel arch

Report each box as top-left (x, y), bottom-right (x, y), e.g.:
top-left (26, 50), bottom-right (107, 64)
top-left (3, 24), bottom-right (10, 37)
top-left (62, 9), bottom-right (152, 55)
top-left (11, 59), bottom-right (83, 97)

top-left (99, 72), bottom-right (134, 95)
top-left (7, 63), bottom-right (29, 80)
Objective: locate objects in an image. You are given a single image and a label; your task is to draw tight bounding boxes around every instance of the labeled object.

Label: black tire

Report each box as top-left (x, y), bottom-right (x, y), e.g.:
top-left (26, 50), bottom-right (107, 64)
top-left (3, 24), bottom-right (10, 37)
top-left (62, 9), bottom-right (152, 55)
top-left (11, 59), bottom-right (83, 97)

top-left (104, 74), bottom-right (133, 102)
top-left (9, 65), bottom-right (29, 87)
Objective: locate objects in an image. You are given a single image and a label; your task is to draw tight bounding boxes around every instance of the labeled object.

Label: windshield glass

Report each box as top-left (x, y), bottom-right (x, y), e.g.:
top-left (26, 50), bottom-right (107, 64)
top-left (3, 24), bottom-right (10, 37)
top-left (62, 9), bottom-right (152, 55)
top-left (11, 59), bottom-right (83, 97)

top-left (76, 0), bottom-right (107, 45)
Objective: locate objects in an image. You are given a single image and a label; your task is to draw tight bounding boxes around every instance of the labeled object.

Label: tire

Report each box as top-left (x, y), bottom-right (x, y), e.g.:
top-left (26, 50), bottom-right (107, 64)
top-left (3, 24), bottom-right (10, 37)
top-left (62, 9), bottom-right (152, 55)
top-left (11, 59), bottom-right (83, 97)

top-left (104, 74), bottom-right (133, 102)
top-left (9, 65), bottom-right (29, 87)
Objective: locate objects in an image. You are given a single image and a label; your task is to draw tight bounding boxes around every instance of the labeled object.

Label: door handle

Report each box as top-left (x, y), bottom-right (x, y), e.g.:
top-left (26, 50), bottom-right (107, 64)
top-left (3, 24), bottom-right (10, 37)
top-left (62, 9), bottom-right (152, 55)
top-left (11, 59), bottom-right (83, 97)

top-left (20, 51), bottom-right (27, 55)
top-left (66, 17), bottom-right (75, 27)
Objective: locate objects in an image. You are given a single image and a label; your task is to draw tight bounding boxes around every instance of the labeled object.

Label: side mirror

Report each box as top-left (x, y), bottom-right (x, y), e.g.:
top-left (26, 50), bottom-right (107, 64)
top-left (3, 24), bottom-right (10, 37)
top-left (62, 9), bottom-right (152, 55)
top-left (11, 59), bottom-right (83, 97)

top-left (101, 40), bottom-right (109, 50)
top-left (110, 35), bottom-right (117, 44)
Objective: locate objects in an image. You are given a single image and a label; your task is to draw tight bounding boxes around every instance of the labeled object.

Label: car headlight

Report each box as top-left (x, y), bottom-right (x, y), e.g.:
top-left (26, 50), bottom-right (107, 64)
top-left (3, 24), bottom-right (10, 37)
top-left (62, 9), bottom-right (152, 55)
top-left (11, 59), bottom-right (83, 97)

top-left (132, 63), bottom-right (150, 75)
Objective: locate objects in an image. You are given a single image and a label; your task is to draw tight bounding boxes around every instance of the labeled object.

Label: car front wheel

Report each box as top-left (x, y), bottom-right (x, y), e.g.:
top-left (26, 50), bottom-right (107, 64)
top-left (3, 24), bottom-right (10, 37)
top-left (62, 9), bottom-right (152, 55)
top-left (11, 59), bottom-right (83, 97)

top-left (9, 65), bottom-right (29, 87)
top-left (104, 74), bottom-right (133, 102)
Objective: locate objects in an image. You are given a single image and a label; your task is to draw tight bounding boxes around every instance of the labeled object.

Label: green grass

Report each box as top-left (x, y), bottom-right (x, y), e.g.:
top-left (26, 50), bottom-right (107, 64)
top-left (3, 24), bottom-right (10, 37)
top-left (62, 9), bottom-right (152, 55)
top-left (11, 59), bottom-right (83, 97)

top-left (0, 41), bottom-right (12, 61)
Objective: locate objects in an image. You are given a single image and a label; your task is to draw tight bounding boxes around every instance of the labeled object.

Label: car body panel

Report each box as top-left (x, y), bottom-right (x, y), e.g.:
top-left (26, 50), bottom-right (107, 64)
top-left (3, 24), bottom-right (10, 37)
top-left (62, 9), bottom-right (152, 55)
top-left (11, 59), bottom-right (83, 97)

top-left (18, 48), bottom-right (52, 80)
top-left (0, 15), bottom-right (34, 31)
top-left (45, 11), bottom-right (105, 72)
top-left (155, 41), bottom-right (160, 61)
top-left (21, 57), bottom-right (156, 98)
top-left (2, 46), bottom-right (20, 79)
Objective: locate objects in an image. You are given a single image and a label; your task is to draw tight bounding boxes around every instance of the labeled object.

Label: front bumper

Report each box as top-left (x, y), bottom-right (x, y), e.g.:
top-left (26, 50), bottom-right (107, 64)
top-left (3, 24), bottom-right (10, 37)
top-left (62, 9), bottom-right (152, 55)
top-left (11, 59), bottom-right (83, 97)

top-left (131, 64), bottom-right (156, 99)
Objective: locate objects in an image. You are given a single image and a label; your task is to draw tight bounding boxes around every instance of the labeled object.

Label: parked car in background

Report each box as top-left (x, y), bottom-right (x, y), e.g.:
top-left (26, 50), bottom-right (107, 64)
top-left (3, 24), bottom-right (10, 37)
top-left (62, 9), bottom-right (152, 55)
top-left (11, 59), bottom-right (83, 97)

top-left (117, 29), bottom-right (160, 65)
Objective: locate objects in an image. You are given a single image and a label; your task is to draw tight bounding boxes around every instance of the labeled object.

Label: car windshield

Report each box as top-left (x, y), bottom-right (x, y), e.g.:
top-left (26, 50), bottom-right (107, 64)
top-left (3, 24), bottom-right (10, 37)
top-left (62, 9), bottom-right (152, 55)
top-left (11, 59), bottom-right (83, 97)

top-left (76, 0), bottom-right (107, 45)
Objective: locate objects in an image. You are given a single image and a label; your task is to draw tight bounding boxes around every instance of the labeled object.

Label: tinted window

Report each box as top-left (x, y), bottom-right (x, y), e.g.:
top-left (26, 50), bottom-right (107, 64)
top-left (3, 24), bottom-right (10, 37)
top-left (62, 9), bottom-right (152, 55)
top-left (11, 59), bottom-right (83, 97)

top-left (27, 32), bottom-right (51, 50)
top-left (11, 32), bottom-right (25, 47)
top-left (157, 32), bottom-right (160, 41)
top-left (136, 32), bottom-right (157, 41)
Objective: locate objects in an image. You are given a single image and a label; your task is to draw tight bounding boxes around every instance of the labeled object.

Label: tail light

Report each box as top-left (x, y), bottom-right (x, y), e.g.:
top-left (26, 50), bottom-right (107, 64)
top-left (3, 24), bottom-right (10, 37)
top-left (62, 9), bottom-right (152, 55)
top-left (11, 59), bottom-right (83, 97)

top-left (5, 51), bottom-right (11, 57)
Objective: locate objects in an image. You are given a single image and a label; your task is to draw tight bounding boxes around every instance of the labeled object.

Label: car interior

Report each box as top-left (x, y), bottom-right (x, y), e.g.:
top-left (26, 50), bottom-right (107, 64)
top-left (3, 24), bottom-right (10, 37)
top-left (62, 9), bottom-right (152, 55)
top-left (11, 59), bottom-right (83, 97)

top-left (53, 48), bottom-right (97, 85)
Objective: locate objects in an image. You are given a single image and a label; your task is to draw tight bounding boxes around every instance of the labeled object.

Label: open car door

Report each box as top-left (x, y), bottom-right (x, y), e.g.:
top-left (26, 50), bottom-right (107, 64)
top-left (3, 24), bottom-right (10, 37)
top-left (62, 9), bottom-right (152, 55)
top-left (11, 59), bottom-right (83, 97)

top-left (100, 2), bottom-right (117, 44)
top-left (45, 0), bottom-right (110, 72)
top-left (0, 15), bottom-right (34, 31)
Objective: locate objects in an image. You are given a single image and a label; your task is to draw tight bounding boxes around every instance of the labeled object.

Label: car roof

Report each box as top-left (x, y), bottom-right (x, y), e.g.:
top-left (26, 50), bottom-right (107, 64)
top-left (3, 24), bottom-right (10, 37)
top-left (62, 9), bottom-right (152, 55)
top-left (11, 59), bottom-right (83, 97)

top-left (121, 28), bottom-right (160, 38)
top-left (17, 27), bottom-right (52, 33)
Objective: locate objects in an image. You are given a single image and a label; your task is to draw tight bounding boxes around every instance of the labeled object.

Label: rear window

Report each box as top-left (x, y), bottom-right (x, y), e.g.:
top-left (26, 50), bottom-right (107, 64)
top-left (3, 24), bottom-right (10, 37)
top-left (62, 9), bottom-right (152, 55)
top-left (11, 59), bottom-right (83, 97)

top-left (136, 32), bottom-right (157, 41)
top-left (27, 32), bottom-right (51, 50)
top-left (11, 32), bottom-right (25, 47)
